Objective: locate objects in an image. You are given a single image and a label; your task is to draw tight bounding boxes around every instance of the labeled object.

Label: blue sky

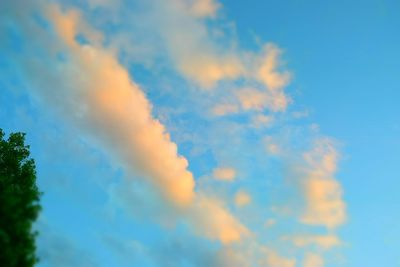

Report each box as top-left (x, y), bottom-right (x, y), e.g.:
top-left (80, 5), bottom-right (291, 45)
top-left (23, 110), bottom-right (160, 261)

top-left (1, 0), bottom-right (399, 266)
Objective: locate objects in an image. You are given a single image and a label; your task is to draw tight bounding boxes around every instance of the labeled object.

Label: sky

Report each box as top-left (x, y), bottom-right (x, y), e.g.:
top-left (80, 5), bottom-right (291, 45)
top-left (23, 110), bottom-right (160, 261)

top-left (0, 0), bottom-right (399, 266)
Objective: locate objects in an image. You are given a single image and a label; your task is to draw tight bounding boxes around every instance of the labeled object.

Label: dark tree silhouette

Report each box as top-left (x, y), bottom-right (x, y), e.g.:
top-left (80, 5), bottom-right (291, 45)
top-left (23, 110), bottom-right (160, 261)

top-left (0, 129), bottom-right (41, 267)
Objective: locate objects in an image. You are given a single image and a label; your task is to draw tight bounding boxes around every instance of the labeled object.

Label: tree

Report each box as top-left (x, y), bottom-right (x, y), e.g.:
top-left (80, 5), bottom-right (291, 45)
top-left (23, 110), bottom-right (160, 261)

top-left (0, 129), bottom-right (41, 267)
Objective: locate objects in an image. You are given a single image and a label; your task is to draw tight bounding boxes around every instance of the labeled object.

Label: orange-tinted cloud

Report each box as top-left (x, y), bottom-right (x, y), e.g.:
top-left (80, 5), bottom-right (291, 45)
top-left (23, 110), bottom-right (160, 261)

top-left (9, 2), bottom-right (349, 265)
top-left (283, 234), bottom-right (341, 249)
top-left (250, 114), bottom-right (274, 128)
top-left (301, 178), bottom-right (346, 228)
top-left (213, 167), bottom-right (236, 181)
top-left (48, 5), bottom-right (196, 207)
top-left (189, 0), bottom-right (221, 17)
top-left (301, 139), bottom-right (346, 228)
top-left (212, 103), bottom-right (240, 116)
top-left (234, 190), bottom-right (251, 207)
top-left (179, 55), bottom-right (243, 88)
top-left (303, 253), bottom-right (324, 267)
top-left (255, 44), bottom-right (291, 91)
top-left (237, 88), bottom-right (289, 112)
top-left (264, 136), bottom-right (281, 155)
top-left (46, 4), bottom-right (251, 246)
top-left (189, 196), bottom-right (249, 244)
top-left (259, 248), bottom-right (296, 267)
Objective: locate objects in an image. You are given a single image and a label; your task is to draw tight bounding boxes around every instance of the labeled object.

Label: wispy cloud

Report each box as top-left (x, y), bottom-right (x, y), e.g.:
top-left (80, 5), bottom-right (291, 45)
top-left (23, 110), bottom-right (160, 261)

top-left (1, 0), bottom-right (348, 266)
top-left (300, 139), bottom-right (346, 229)
top-left (182, 0), bottom-right (221, 18)
top-left (47, 5), bottom-right (196, 206)
top-left (303, 252), bottom-right (325, 267)
top-left (234, 190), bottom-right (252, 207)
top-left (212, 167), bottom-right (236, 181)
top-left (4, 0), bottom-right (251, 247)
top-left (283, 234), bottom-right (341, 249)
top-left (189, 195), bottom-right (249, 243)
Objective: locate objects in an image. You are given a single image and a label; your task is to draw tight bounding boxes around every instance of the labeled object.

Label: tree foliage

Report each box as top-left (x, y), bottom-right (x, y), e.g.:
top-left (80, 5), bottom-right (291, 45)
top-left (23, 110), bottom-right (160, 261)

top-left (0, 129), bottom-right (41, 267)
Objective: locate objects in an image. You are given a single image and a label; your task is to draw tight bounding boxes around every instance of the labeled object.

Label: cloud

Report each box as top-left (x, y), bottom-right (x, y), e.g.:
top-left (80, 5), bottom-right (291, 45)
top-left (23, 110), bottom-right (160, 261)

top-left (5, 1), bottom-right (249, 246)
top-left (185, 0), bottom-right (221, 18)
top-left (234, 190), bottom-right (251, 207)
top-left (208, 44), bottom-right (291, 115)
top-left (50, 3), bottom-right (250, 244)
top-left (255, 44), bottom-right (291, 91)
top-left (212, 242), bottom-right (297, 267)
top-left (212, 87), bottom-right (289, 117)
top-left (130, 0), bottom-right (244, 88)
top-left (189, 195), bottom-right (250, 244)
top-left (301, 178), bottom-right (346, 228)
top-left (212, 167), bottom-right (236, 181)
top-left (283, 234), bottom-right (341, 249)
top-left (264, 136), bottom-right (281, 155)
top-left (212, 103), bottom-right (240, 116)
top-left (213, 246), bottom-right (252, 267)
top-left (178, 54), bottom-right (243, 88)
top-left (250, 114), bottom-right (274, 128)
top-left (259, 248), bottom-right (296, 267)
top-left (45, 4), bottom-right (196, 207)
top-left (237, 89), bottom-right (270, 111)
top-left (300, 139), bottom-right (346, 228)
top-left (303, 253), bottom-right (324, 267)
top-left (37, 223), bottom-right (98, 267)
top-left (2, 1), bottom-right (348, 265)
top-left (101, 232), bottom-right (225, 267)
top-left (264, 218), bottom-right (277, 228)
top-left (87, 0), bottom-right (119, 8)
top-left (105, 0), bottom-right (291, 112)
top-left (237, 88), bottom-right (289, 112)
